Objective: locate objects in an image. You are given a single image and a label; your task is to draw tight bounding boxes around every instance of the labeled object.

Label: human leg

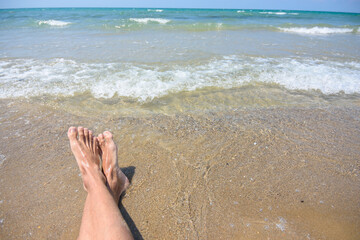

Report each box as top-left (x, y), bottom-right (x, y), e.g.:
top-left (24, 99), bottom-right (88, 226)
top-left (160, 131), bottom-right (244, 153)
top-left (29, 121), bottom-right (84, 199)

top-left (68, 127), bottom-right (133, 240)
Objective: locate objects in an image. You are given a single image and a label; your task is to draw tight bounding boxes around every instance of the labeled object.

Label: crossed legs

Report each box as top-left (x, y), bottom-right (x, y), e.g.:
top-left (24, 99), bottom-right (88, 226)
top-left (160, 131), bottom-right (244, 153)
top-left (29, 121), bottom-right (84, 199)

top-left (68, 126), bottom-right (133, 240)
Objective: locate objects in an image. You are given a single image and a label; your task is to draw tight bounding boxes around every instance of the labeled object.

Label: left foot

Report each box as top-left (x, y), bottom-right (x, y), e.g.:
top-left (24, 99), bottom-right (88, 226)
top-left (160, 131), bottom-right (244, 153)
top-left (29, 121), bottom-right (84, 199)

top-left (98, 131), bottom-right (130, 203)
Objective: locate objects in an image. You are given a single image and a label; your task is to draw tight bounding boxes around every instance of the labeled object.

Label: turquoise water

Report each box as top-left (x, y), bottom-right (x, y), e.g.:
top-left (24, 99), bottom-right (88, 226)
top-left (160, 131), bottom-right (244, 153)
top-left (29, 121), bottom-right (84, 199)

top-left (0, 8), bottom-right (359, 103)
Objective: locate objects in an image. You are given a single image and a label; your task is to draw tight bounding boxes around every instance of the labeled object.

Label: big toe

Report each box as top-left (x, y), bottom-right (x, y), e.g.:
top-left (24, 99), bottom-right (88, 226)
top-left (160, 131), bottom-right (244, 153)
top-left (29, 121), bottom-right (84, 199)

top-left (103, 131), bottom-right (117, 152)
top-left (103, 131), bottom-right (113, 141)
top-left (98, 133), bottom-right (105, 146)
top-left (68, 127), bottom-right (78, 141)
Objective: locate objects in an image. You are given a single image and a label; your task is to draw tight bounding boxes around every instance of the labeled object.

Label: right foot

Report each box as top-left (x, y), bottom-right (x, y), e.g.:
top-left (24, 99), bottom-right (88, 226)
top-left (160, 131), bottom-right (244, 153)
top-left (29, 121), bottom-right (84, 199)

top-left (98, 131), bottom-right (130, 203)
top-left (68, 127), bottom-right (105, 191)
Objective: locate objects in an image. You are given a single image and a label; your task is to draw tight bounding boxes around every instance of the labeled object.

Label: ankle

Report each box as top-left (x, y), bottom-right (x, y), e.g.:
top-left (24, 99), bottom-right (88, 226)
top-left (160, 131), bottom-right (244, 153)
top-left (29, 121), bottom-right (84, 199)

top-left (82, 169), bottom-right (106, 192)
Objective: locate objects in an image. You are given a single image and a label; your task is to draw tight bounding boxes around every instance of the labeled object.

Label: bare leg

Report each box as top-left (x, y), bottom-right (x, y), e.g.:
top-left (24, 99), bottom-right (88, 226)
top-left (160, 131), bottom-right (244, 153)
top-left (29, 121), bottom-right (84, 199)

top-left (68, 127), bottom-right (133, 240)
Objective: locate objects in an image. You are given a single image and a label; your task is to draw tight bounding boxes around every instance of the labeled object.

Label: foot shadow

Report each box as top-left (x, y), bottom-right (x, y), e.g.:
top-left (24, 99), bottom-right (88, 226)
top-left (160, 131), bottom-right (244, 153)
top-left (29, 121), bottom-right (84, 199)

top-left (119, 166), bottom-right (144, 240)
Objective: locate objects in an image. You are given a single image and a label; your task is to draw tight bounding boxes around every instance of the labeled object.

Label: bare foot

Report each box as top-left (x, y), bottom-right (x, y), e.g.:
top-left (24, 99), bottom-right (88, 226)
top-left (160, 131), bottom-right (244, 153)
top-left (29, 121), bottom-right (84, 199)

top-left (68, 126), bottom-right (105, 191)
top-left (98, 131), bottom-right (130, 203)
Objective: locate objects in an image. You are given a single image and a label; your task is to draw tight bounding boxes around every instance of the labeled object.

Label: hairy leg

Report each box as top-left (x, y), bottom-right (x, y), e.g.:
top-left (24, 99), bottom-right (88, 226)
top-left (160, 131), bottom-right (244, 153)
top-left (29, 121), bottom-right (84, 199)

top-left (68, 127), bottom-right (133, 240)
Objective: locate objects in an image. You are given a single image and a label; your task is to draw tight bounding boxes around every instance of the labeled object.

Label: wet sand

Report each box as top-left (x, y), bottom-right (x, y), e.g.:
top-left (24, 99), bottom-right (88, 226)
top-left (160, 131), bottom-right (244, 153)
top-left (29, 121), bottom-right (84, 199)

top-left (0, 99), bottom-right (359, 239)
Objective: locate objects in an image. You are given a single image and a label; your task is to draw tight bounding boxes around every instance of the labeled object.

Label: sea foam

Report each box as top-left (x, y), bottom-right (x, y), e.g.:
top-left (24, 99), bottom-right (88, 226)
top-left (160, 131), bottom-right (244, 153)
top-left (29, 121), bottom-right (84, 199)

top-left (129, 18), bottom-right (170, 24)
top-left (148, 9), bottom-right (163, 12)
top-left (260, 11), bottom-right (287, 15)
top-left (38, 20), bottom-right (71, 26)
top-left (0, 57), bottom-right (359, 101)
top-left (279, 27), bottom-right (353, 35)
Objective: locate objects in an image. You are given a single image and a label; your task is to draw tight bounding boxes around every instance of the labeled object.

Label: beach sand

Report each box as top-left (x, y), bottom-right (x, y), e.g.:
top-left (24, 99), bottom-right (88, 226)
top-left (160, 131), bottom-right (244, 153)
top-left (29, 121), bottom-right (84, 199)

top-left (0, 99), bottom-right (359, 239)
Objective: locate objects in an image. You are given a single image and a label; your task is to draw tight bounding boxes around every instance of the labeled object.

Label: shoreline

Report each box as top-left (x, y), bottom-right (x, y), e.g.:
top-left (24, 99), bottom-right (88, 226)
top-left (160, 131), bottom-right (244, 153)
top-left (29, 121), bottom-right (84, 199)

top-left (0, 99), bottom-right (359, 239)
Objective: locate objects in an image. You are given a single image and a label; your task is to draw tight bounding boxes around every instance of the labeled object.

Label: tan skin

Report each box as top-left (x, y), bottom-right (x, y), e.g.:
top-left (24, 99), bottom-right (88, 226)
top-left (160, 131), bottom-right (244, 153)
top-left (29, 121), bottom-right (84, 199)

top-left (68, 126), bottom-right (133, 240)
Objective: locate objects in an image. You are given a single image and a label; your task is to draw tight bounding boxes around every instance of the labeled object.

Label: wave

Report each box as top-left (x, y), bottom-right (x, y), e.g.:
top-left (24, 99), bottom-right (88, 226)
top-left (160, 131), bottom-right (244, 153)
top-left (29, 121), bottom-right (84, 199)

top-left (147, 9), bottom-right (163, 12)
top-left (129, 18), bottom-right (170, 24)
top-left (279, 26), bottom-right (354, 35)
top-left (0, 57), bottom-right (359, 101)
top-left (184, 22), bottom-right (225, 31)
top-left (260, 11), bottom-right (287, 15)
top-left (37, 20), bottom-right (71, 26)
top-left (110, 21), bottom-right (357, 33)
top-left (115, 24), bottom-right (125, 29)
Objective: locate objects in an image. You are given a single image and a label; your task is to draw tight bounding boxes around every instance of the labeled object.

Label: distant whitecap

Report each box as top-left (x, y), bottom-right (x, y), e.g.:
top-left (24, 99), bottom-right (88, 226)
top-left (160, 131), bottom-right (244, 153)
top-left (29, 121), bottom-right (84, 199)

top-left (260, 11), bottom-right (286, 15)
top-left (147, 9), bottom-right (164, 12)
top-left (129, 18), bottom-right (170, 24)
top-left (279, 26), bottom-right (353, 35)
top-left (38, 20), bottom-right (71, 26)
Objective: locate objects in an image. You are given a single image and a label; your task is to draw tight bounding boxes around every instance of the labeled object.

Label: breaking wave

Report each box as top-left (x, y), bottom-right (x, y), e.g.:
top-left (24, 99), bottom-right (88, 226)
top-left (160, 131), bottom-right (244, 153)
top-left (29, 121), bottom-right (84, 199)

top-left (278, 26), bottom-right (355, 35)
top-left (129, 18), bottom-right (170, 24)
top-left (0, 56), bottom-right (359, 101)
top-left (37, 20), bottom-right (71, 26)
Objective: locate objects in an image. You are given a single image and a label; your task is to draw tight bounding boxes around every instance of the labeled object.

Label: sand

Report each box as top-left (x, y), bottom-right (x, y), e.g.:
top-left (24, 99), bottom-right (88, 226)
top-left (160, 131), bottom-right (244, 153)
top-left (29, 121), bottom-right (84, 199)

top-left (0, 99), bottom-right (359, 239)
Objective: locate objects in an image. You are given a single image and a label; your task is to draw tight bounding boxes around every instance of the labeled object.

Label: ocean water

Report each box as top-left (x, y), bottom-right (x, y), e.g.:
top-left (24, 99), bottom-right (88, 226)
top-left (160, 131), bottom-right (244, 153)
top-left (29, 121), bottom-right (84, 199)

top-left (0, 8), bottom-right (359, 113)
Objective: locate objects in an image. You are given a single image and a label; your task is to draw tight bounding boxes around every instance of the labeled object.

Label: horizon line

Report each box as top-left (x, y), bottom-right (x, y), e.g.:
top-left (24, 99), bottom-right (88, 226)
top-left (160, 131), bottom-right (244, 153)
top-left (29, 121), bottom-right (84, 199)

top-left (0, 7), bottom-right (359, 14)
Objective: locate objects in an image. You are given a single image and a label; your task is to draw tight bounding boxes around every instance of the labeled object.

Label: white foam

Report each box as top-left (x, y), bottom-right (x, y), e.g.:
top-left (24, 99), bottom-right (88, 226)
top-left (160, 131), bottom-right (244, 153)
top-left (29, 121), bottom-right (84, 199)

top-left (260, 11), bottom-right (287, 15)
top-left (0, 57), bottom-right (359, 101)
top-left (148, 9), bottom-right (163, 12)
top-left (115, 24), bottom-right (126, 29)
top-left (279, 27), bottom-right (353, 35)
top-left (129, 18), bottom-right (170, 24)
top-left (38, 20), bottom-right (71, 26)
top-left (237, 10), bottom-right (245, 13)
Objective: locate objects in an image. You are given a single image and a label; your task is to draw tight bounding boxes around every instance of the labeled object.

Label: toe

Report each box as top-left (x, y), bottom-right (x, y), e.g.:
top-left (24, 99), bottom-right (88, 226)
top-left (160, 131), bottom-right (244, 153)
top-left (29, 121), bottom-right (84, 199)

top-left (103, 131), bottom-right (113, 141)
top-left (94, 137), bottom-right (99, 155)
top-left (98, 133), bottom-right (105, 146)
top-left (89, 130), bottom-right (93, 149)
top-left (84, 128), bottom-right (89, 147)
top-left (67, 127), bottom-right (78, 141)
top-left (103, 131), bottom-right (117, 152)
top-left (78, 126), bottom-right (85, 143)
top-left (98, 134), bottom-right (105, 156)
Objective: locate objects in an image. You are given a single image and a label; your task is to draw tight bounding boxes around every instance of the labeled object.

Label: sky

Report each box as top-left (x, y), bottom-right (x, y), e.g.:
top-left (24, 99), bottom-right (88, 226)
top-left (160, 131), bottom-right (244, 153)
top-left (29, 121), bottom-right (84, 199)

top-left (0, 0), bottom-right (359, 13)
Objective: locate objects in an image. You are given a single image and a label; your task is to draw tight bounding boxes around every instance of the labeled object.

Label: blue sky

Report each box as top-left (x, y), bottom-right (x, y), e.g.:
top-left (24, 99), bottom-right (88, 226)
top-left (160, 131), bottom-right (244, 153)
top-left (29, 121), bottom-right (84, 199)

top-left (0, 0), bottom-right (359, 13)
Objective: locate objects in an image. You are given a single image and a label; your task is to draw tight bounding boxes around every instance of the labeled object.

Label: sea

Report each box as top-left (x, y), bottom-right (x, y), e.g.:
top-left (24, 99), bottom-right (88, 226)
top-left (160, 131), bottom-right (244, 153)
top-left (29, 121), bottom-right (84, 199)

top-left (0, 8), bottom-right (359, 114)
